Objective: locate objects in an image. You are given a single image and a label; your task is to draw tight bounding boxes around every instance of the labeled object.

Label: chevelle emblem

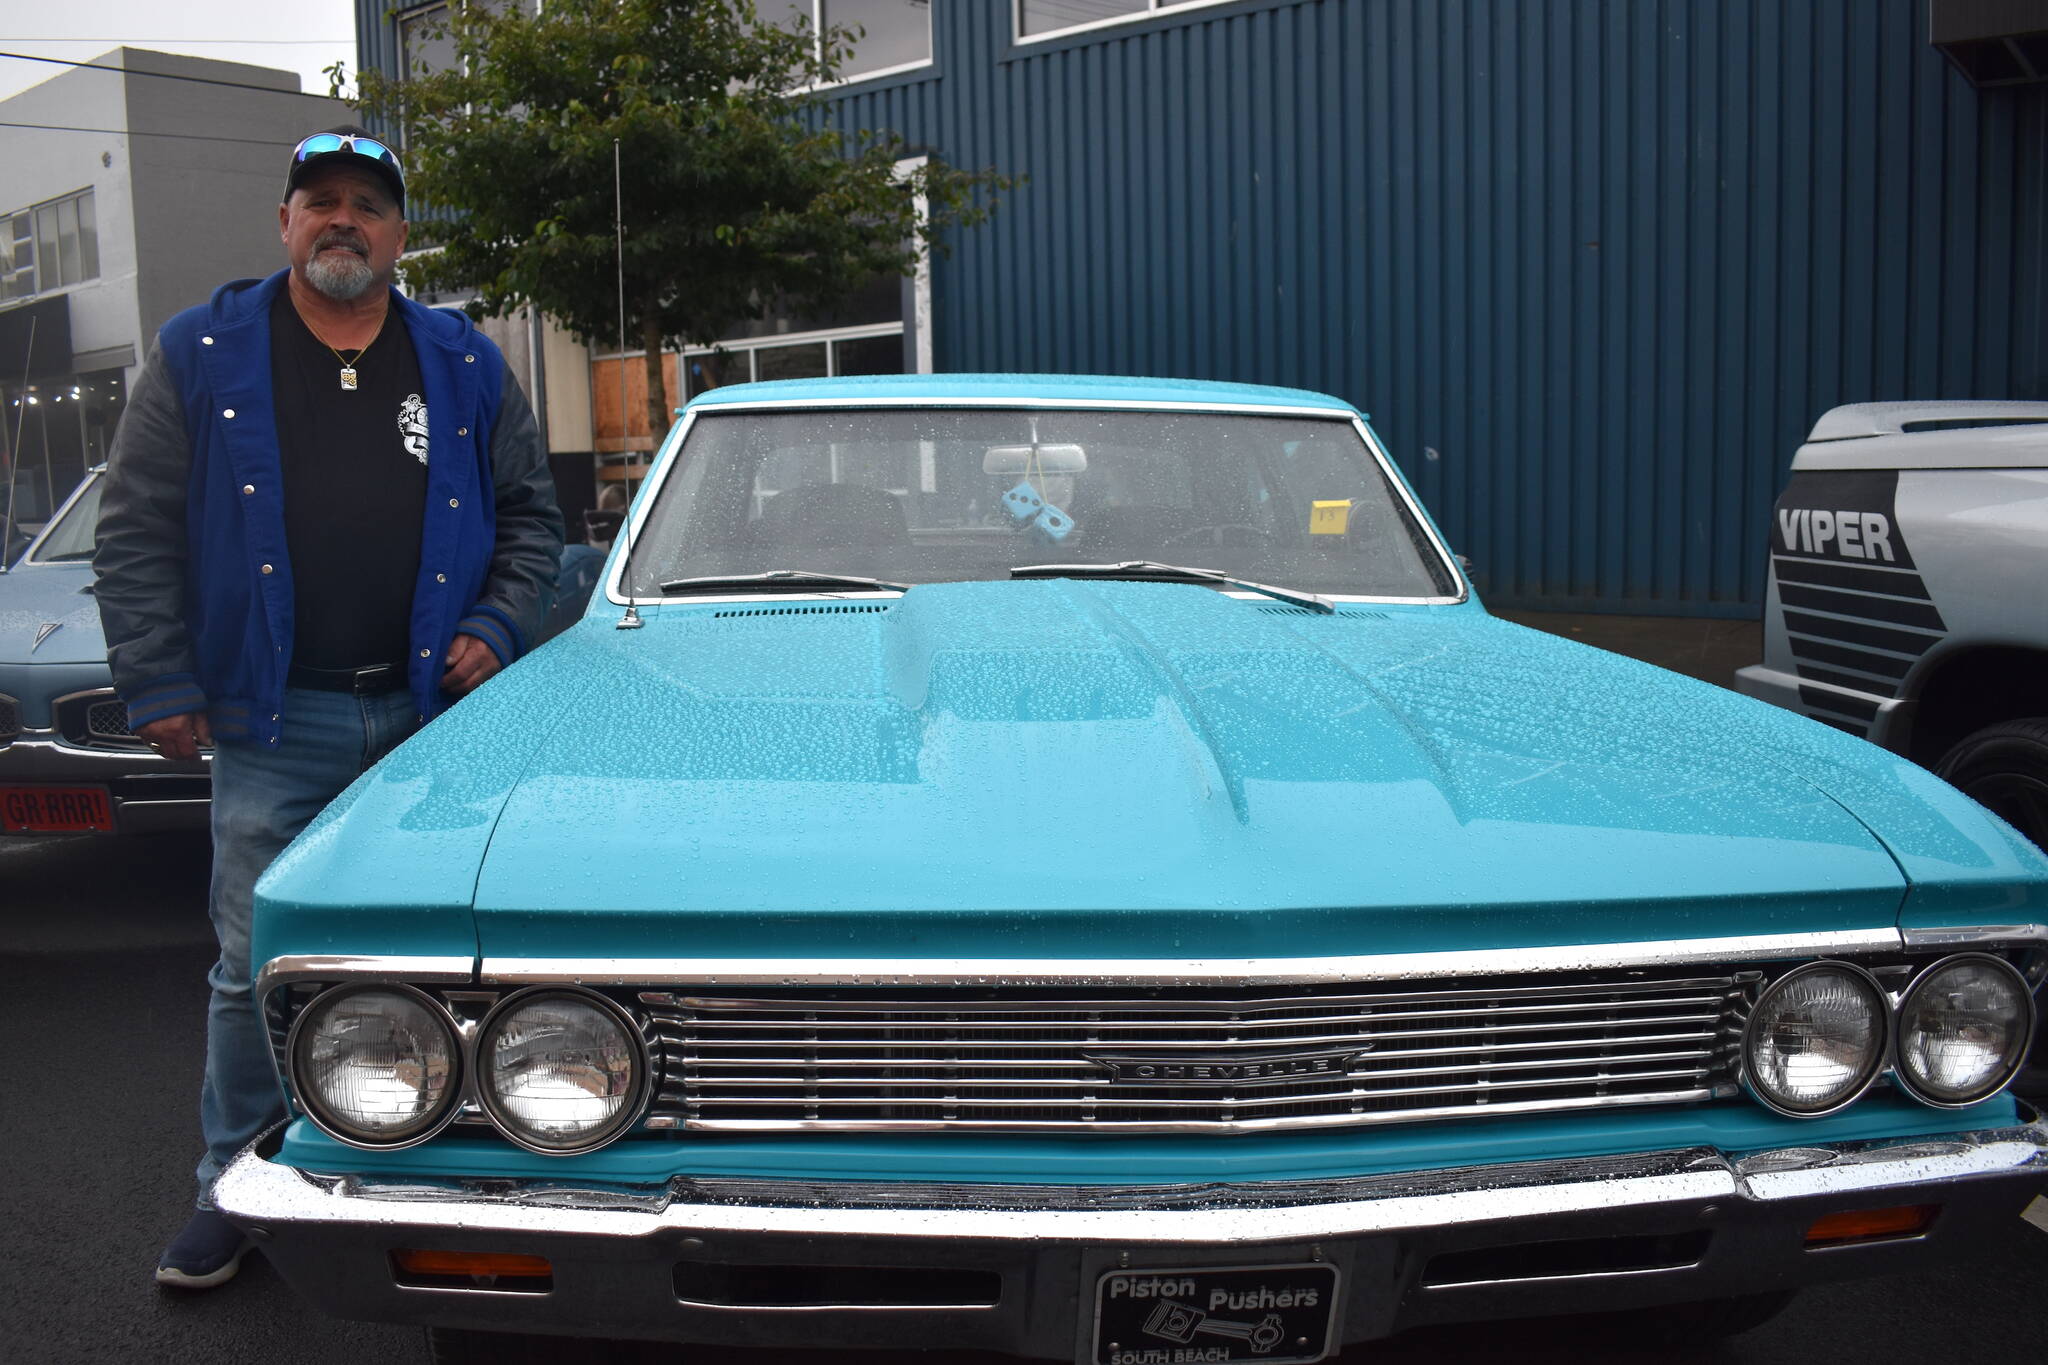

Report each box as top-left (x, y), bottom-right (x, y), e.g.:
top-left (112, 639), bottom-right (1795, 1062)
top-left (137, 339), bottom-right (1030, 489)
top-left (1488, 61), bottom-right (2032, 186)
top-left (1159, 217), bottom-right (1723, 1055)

top-left (31, 621), bottom-right (62, 653)
top-left (1087, 1048), bottom-right (1366, 1085)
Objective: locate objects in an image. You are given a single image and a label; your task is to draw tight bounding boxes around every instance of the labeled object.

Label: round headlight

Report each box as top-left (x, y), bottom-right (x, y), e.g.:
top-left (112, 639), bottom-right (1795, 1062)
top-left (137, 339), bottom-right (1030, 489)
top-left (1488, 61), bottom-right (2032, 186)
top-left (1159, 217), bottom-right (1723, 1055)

top-left (477, 990), bottom-right (645, 1154)
top-left (1743, 962), bottom-right (1888, 1117)
top-left (289, 985), bottom-right (460, 1146)
top-left (1894, 954), bottom-right (2033, 1107)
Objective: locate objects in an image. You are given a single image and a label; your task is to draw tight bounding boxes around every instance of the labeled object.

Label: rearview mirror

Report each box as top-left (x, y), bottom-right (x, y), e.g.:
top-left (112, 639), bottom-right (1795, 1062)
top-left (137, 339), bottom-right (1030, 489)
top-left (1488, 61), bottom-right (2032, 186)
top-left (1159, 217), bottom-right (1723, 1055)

top-left (983, 443), bottom-right (1088, 475)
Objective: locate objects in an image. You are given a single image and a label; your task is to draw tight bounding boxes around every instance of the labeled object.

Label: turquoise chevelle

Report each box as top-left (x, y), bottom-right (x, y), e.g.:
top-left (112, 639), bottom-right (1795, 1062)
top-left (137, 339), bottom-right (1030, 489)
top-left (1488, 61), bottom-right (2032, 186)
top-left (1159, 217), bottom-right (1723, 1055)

top-left (216, 376), bottom-right (2047, 1362)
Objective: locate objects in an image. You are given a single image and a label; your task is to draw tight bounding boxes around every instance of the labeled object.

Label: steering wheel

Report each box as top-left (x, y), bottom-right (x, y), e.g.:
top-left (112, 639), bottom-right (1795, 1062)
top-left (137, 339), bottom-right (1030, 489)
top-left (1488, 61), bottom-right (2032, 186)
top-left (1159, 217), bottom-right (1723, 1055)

top-left (1159, 523), bottom-right (1275, 550)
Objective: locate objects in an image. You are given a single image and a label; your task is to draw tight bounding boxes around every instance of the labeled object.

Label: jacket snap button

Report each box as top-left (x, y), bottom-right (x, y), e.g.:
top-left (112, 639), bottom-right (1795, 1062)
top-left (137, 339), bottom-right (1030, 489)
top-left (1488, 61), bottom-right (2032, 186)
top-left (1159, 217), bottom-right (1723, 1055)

top-left (435, 573), bottom-right (447, 583)
top-left (420, 648), bottom-right (432, 658)
top-left (242, 484), bottom-right (255, 495)
top-left (464, 354), bottom-right (475, 363)
top-left (448, 497), bottom-right (459, 508)
top-left (457, 426), bottom-right (468, 436)
top-left (260, 563), bottom-right (274, 574)
top-left (201, 336), bottom-right (214, 345)
top-left (222, 408), bottom-right (235, 419)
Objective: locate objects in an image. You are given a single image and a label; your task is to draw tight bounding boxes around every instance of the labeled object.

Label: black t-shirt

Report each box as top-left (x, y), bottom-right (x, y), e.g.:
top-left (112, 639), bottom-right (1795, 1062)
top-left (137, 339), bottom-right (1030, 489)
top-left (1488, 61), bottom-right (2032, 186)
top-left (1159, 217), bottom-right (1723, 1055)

top-left (269, 290), bottom-right (429, 670)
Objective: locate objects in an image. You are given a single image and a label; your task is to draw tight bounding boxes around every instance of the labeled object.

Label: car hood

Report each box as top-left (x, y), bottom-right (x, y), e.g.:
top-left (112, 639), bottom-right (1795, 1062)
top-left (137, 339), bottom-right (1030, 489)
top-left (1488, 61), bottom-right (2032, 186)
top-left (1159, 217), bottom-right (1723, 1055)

top-left (0, 563), bottom-right (106, 666)
top-left (422, 580), bottom-right (1941, 961)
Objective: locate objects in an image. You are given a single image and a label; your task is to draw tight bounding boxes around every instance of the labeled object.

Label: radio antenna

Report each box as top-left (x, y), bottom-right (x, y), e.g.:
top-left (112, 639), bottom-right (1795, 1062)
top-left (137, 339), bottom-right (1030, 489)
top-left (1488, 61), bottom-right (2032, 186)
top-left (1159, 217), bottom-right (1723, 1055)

top-left (614, 135), bottom-right (642, 629)
top-left (1, 315), bottom-right (35, 575)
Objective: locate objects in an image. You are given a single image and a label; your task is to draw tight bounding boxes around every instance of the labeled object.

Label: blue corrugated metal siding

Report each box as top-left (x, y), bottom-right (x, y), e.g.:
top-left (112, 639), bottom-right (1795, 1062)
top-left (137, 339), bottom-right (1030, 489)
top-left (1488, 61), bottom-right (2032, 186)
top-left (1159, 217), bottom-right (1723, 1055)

top-left (819, 0), bottom-right (2047, 615)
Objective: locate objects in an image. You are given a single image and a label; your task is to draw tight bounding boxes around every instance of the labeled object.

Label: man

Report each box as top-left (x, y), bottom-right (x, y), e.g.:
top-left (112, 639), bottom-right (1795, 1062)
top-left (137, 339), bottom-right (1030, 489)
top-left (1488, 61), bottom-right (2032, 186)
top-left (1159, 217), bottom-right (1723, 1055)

top-left (94, 126), bottom-right (563, 1289)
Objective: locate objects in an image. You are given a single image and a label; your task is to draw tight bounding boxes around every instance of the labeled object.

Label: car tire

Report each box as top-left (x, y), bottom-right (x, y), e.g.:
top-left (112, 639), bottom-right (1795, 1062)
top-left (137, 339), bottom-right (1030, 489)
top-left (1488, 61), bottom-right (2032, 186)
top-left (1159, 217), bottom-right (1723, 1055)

top-left (424, 1328), bottom-right (661, 1364)
top-left (1935, 717), bottom-right (2048, 854)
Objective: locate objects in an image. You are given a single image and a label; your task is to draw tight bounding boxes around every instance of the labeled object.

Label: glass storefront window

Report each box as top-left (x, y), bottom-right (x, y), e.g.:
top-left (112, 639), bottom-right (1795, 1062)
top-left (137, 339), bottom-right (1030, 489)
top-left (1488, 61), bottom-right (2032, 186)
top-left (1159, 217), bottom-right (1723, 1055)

top-left (833, 333), bottom-right (903, 376)
top-left (754, 341), bottom-right (829, 383)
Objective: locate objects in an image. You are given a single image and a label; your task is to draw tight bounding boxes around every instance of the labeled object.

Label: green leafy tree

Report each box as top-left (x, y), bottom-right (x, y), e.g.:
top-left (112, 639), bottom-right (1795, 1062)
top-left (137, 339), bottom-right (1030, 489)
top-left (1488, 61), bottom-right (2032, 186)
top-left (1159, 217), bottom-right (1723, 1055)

top-left (351, 0), bottom-right (1014, 441)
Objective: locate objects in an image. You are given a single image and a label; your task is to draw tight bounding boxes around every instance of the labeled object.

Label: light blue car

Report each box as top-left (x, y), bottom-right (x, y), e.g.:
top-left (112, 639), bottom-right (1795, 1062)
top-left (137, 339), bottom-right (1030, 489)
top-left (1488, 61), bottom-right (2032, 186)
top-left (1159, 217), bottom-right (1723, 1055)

top-left (216, 377), bottom-right (2047, 1363)
top-left (0, 468), bottom-right (211, 836)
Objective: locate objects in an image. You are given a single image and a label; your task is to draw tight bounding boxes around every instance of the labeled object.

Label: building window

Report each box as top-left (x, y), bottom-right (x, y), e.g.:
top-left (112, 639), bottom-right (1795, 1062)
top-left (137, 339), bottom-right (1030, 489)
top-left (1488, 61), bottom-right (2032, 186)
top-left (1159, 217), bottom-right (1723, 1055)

top-left (1016, 0), bottom-right (1234, 43)
top-left (2, 212), bottom-right (33, 302)
top-left (771, 0), bottom-right (932, 82)
top-left (0, 190), bottom-right (98, 302)
top-left (682, 324), bottom-right (907, 400)
top-left (398, 3), bottom-right (458, 78)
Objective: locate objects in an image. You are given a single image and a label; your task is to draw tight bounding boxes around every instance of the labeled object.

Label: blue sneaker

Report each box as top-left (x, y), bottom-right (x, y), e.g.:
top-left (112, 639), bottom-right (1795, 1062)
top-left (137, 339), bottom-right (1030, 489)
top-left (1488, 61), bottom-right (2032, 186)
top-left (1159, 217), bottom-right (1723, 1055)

top-left (155, 1209), bottom-right (253, 1289)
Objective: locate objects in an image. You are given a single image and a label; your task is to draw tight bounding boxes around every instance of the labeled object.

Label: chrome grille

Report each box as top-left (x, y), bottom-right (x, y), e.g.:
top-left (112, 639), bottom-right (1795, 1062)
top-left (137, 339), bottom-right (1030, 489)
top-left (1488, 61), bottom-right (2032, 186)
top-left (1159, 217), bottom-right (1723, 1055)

top-left (647, 974), bottom-right (1752, 1133)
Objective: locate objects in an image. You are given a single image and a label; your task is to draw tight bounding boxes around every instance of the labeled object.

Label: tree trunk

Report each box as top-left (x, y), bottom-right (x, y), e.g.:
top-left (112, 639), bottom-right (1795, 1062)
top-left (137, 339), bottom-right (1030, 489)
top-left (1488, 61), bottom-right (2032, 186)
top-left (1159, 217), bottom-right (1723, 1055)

top-left (641, 316), bottom-right (670, 453)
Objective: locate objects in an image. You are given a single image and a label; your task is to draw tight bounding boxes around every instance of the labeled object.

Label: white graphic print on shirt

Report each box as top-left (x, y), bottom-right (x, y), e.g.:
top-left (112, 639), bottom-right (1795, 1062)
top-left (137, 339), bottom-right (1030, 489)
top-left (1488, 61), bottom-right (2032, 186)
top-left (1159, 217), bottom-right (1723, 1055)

top-left (398, 393), bottom-right (429, 465)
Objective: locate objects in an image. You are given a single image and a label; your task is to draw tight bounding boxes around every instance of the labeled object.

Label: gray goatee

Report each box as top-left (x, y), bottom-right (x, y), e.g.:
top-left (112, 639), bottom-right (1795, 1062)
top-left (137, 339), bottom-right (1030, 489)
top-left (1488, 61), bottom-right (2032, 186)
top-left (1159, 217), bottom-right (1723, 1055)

top-left (305, 247), bottom-right (374, 301)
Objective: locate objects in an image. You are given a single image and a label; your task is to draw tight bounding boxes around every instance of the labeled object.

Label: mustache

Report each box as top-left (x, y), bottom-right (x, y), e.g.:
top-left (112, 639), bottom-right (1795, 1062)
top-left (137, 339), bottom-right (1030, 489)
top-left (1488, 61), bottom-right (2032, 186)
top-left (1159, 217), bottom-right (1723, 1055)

top-left (314, 231), bottom-right (367, 256)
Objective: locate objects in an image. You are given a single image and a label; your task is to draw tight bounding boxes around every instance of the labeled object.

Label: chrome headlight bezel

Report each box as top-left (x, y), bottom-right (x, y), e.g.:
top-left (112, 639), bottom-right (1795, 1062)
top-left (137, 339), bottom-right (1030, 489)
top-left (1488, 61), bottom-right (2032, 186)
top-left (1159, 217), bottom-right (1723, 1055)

top-left (1891, 952), bottom-right (2035, 1109)
top-left (1740, 960), bottom-right (1892, 1119)
top-left (473, 987), bottom-right (650, 1156)
top-left (285, 982), bottom-right (464, 1150)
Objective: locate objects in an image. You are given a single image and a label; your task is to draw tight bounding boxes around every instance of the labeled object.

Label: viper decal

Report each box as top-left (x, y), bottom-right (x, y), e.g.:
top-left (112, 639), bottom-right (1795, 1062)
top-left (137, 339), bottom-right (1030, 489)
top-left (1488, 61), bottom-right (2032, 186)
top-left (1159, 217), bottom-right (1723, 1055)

top-left (1768, 470), bottom-right (1944, 735)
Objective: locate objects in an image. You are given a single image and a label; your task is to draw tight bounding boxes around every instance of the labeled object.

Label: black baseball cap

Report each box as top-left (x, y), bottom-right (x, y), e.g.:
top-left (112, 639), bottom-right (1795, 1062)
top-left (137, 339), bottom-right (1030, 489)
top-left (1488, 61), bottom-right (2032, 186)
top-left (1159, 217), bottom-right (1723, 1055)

top-left (284, 126), bottom-right (406, 211)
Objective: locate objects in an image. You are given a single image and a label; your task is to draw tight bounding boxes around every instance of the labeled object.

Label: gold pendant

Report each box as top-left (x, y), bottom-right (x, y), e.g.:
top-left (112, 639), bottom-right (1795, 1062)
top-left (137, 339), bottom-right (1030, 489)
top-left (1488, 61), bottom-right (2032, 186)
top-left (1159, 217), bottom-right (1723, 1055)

top-left (339, 365), bottom-right (358, 391)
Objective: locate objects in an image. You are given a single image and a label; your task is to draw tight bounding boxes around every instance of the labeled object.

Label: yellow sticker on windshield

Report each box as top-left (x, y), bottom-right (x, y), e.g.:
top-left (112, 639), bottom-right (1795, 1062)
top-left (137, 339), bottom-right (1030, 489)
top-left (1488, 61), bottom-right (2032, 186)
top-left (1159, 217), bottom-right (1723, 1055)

top-left (1310, 500), bottom-right (1353, 535)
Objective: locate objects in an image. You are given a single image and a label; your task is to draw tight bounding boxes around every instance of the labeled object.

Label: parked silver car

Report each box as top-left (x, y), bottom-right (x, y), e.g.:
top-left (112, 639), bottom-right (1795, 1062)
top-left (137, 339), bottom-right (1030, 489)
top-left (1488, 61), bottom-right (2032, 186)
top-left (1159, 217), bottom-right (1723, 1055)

top-left (1735, 401), bottom-right (2048, 852)
top-left (0, 467), bottom-right (212, 835)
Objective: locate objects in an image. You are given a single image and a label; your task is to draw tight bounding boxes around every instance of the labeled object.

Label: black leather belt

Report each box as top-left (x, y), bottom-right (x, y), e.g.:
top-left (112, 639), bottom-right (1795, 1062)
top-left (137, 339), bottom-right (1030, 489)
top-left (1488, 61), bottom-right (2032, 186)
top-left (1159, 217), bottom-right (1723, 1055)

top-left (285, 662), bottom-right (408, 694)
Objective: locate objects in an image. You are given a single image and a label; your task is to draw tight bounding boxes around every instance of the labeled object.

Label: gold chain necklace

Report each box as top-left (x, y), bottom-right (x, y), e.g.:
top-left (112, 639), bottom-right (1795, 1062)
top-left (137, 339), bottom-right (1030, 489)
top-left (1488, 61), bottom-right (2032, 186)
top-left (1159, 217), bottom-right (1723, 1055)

top-left (303, 314), bottom-right (382, 391)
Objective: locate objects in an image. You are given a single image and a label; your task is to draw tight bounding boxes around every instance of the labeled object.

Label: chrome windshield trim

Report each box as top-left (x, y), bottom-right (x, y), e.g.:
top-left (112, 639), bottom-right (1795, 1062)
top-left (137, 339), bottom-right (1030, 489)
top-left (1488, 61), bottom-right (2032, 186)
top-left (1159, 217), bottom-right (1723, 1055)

top-left (255, 954), bottom-right (477, 1001)
top-left (684, 396), bottom-right (1361, 417)
top-left (602, 400), bottom-right (1466, 609)
top-left (480, 928), bottom-right (1904, 988)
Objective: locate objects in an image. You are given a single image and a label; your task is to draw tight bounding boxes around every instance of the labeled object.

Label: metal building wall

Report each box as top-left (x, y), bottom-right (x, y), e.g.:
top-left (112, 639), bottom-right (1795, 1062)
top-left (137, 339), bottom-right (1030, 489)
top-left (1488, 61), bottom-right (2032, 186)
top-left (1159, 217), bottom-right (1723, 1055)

top-left (826, 0), bottom-right (2048, 616)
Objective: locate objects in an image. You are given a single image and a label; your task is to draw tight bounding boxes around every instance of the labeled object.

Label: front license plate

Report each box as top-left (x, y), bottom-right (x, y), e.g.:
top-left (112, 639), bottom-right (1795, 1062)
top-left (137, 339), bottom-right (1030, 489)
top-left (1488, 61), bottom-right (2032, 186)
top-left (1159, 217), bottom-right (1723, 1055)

top-left (1093, 1263), bottom-right (1339, 1365)
top-left (0, 785), bottom-right (114, 833)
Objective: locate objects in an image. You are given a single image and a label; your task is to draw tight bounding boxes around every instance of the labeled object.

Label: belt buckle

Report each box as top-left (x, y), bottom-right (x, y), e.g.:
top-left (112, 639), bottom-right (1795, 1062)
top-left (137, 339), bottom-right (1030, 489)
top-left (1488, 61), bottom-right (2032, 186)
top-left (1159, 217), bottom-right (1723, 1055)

top-left (352, 663), bottom-right (400, 694)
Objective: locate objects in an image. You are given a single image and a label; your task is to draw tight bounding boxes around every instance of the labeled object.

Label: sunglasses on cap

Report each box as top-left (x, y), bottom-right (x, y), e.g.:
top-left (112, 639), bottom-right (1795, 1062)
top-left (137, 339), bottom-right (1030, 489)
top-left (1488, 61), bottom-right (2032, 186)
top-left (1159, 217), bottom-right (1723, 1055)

top-left (292, 132), bottom-right (403, 169)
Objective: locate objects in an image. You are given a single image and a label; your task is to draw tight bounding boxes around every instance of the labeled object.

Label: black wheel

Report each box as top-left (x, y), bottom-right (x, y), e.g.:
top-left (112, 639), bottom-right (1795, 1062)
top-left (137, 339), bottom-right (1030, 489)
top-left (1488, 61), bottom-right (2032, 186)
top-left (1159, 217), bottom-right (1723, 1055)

top-left (1935, 717), bottom-right (2048, 854)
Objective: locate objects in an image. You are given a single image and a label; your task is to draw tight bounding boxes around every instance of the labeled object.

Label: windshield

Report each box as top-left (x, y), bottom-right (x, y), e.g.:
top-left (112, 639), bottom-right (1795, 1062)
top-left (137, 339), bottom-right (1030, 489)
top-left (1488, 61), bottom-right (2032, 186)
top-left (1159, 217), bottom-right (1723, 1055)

top-left (27, 474), bottom-right (101, 563)
top-left (623, 409), bottom-right (1458, 599)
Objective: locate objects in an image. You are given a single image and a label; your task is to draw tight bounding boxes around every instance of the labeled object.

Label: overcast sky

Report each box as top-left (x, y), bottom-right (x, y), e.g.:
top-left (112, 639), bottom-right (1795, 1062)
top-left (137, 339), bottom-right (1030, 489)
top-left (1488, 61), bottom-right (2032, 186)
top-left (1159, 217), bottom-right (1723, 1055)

top-left (0, 0), bottom-right (360, 104)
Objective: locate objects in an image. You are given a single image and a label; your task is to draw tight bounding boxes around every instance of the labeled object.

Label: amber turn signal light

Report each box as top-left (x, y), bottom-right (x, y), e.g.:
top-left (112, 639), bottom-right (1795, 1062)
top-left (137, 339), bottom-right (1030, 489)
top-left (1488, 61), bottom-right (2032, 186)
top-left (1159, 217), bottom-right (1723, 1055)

top-left (1803, 1204), bottom-right (1938, 1247)
top-left (391, 1249), bottom-right (554, 1279)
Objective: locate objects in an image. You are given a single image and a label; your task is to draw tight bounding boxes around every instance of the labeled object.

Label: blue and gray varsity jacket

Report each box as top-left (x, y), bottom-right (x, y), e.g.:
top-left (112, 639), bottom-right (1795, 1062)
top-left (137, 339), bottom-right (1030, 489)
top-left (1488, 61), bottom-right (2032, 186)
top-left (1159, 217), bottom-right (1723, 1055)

top-left (94, 270), bottom-right (563, 745)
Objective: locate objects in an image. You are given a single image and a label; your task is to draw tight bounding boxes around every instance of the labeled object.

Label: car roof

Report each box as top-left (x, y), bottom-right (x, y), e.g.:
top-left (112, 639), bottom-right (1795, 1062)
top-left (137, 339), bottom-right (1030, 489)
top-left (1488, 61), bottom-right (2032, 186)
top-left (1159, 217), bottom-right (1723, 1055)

top-left (682, 373), bottom-right (1363, 416)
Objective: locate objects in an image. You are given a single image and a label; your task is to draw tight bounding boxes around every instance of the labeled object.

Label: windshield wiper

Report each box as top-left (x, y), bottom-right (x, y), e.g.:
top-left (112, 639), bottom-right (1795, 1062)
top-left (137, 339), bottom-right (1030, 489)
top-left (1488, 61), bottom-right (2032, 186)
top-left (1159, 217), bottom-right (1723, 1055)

top-left (657, 569), bottom-right (911, 596)
top-left (1009, 561), bottom-right (1335, 614)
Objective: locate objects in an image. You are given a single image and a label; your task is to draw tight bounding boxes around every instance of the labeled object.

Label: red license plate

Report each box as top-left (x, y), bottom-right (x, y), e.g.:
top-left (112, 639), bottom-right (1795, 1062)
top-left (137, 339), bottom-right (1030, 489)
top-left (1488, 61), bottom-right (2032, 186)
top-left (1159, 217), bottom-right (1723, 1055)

top-left (0, 786), bottom-right (115, 833)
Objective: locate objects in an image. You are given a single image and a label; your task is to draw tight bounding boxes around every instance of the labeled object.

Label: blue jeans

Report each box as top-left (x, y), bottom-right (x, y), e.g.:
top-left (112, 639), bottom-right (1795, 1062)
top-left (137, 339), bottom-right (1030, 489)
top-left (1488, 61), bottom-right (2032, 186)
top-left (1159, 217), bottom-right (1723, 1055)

top-left (196, 686), bottom-right (421, 1199)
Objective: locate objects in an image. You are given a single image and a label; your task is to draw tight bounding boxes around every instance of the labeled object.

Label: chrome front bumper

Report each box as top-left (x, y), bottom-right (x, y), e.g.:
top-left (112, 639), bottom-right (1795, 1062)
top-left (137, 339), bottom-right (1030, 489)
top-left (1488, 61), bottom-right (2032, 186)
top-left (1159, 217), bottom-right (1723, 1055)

top-left (0, 733), bottom-right (210, 833)
top-left (215, 1114), bottom-right (2048, 1356)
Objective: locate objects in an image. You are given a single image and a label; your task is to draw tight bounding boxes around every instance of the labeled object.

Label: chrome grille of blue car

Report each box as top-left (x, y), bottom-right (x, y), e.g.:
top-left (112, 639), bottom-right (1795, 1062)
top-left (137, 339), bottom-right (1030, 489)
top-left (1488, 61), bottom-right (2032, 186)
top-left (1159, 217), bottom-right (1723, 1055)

top-left (644, 973), bottom-right (1753, 1133)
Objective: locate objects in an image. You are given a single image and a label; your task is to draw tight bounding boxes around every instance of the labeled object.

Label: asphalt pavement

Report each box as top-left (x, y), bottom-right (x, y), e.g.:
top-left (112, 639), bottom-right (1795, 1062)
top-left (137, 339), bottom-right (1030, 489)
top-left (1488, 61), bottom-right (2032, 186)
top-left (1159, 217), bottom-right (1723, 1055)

top-left (7, 613), bottom-right (2048, 1363)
